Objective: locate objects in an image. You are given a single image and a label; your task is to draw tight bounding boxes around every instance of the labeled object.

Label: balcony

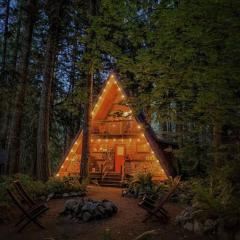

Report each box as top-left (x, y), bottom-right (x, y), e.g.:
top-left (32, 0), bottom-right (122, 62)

top-left (91, 119), bottom-right (139, 137)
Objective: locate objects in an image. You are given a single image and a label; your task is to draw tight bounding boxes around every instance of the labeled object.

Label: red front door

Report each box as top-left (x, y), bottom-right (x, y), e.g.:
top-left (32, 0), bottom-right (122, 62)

top-left (115, 145), bottom-right (125, 173)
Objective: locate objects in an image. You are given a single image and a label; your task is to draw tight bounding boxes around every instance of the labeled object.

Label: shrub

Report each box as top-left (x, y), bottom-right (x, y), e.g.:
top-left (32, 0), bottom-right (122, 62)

top-left (0, 174), bottom-right (87, 205)
top-left (192, 166), bottom-right (240, 228)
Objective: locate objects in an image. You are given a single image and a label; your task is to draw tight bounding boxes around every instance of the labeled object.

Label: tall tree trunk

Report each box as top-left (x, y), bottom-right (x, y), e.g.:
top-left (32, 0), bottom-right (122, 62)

top-left (1, 0), bottom-right (10, 78)
top-left (79, 0), bottom-right (98, 181)
top-left (1, 1), bottom-right (22, 150)
top-left (36, 0), bottom-right (66, 181)
top-left (80, 64), bottom-right (93, 180)
top-left (0, 0), bottom-right (10, 149)
top-left (7, 0), bottom-right (38, 174)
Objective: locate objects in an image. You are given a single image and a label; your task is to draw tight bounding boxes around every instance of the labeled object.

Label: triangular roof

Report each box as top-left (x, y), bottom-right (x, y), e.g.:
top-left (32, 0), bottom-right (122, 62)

top-left (56, 71), bottom-right (176, 178)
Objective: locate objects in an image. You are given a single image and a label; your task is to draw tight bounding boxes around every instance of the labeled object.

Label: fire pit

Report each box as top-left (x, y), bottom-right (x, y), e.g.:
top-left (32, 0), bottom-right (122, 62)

top-left (60, 198), bottom-right (118, 222)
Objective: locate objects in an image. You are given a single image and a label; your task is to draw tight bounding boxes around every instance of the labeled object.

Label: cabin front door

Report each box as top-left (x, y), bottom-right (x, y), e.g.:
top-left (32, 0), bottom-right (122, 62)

top-left (114, 145), bottom-right (125, 173)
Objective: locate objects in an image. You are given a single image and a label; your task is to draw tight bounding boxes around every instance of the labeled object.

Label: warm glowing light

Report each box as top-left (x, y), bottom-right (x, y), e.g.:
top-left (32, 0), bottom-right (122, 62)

top-left (137, 125), bottom-right (141, 129)
top-left (66, 157), bottom-right (69, 160)
top-left (118, 88), bottom-right (121, 91)
top-left (141, 133), bottom-right (144, 137)
top-left (103, 89), bottom-right (106, 92)
top-left (113, 139), bottom-right (116, 141)
top-left (137, 138), bottom-right (140, 142)
top-left (98, 139), bottom-right (100, 142)
top-left (121, 95), bottom-right (125, 98)
top-left (56, 174), bottom-right (59, 177)
top-left (71, 149), bottom-right (73, 153)
top-left (61, 166), bottom-right (64, 169)
top-left (91, 139), bottom-right (93, 142)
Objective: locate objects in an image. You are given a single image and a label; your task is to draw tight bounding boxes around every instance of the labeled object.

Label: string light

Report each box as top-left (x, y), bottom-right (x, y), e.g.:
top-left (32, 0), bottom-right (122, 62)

top-left (61, 166), bottom-right (64, 169)
top-left (56, 174), bottom-right (59, 177)
top-left (137, 125), bottom-right (141, 129)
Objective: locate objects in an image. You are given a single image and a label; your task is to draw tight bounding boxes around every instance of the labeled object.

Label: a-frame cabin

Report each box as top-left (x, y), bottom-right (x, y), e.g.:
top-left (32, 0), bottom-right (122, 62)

top-left (56, 72), bottom-right (176, 181)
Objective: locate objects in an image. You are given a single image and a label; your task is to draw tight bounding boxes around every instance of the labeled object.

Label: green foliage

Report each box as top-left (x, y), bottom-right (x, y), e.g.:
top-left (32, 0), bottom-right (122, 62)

top-left (125, 172), bottom-right (168, 198)
top-left (192, 166), bottom-right (240, 224)
top-left (0, 174), bottom-right (86, 205)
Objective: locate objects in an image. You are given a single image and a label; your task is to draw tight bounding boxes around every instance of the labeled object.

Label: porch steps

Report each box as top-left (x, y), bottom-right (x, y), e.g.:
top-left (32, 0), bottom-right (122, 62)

top-left (90, 172), bottom-right (123, 188)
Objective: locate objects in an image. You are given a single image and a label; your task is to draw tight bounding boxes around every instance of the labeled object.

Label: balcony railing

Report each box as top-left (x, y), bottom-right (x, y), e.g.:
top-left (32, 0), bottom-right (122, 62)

top-left (92, 119), bottom-right (139, 136)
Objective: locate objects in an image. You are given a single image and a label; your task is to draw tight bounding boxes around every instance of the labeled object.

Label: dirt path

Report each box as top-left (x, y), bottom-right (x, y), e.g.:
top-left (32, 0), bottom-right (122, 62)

top-left (0, 185), bottom-right (205, 240)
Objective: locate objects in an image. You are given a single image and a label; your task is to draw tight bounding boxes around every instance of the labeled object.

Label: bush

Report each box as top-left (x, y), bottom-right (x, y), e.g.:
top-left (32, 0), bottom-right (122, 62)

top-left (0, 174), bottom-right (87, 205)
top-left (124, 172), bottom-right (168, 198)
top-left (192, 166), bottom-right (240, 229)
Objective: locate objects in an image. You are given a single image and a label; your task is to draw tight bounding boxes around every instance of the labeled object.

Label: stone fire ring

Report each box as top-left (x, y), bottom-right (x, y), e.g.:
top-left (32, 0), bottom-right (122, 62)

top-left (60, 198), bottom-right (118, 222)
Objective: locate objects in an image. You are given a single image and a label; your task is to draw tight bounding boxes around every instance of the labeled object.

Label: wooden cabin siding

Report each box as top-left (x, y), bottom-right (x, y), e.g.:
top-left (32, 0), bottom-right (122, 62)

top-left (56, 72), bottom-right (175, 180)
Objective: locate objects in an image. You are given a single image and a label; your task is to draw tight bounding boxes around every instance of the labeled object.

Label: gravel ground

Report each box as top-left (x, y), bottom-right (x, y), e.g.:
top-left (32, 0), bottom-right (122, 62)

top-left (0, 185), bottom-right (206, 240)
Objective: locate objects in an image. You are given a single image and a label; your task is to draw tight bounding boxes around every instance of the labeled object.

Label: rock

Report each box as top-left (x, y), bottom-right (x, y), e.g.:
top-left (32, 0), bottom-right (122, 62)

top-left (63, 193), bottom-right (70, 198)
top-left (183, 222), bottom-right (194, 232)
top-left (64, 199), bottom-right (79, 211)
top-left (82, 202), bottom-right (96, 213)
top-left (94, 208), bottom-right (103, 220)
top-left (193, 220), bottom-right (203, 234)
top-left (47, 193), bottom-right (55, 201)
top-left (103, 200), bottom-right (117, 211)
top-left (61, 198), bottom-right (117, 222)
top-left (55, 193), bottom-right (62, 198)
top-left (82, 211), bottom-right (92, 222)
top-left (97, 205), bottom-right (106, 216)
top-left (76, 191), bottom-right (83, 196)
top-left (69, 192), bottom-right (78, 197)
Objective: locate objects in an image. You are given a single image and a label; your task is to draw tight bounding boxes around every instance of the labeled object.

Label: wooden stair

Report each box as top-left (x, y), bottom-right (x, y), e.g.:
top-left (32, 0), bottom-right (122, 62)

top-left (90, 172), bottom-right (123, 188)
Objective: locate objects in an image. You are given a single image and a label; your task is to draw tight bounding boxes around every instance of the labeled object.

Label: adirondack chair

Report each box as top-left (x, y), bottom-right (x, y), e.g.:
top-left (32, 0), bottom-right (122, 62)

top-left (7, 181), bottom-right (49, 232)
top-left (138, 176), bottom-right (181, 223)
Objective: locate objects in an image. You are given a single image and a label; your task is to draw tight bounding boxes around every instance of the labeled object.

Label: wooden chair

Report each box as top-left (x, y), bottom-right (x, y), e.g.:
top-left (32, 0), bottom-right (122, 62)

top-left (7, 181), bottom-right (49, 232)
top-left (138, 176), bottom-right (181, 223)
